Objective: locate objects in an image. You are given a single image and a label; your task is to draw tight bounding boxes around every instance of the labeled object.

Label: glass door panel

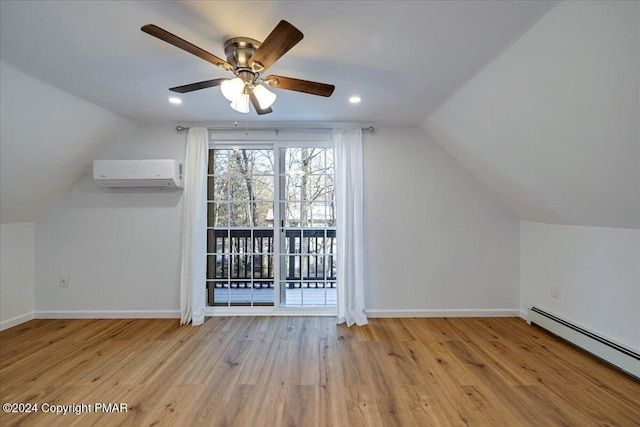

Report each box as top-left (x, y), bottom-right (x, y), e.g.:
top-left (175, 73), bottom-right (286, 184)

top-left (278, 147), bottom-right (337, 308)
top-left (207, 148), bottom-right (275, 307)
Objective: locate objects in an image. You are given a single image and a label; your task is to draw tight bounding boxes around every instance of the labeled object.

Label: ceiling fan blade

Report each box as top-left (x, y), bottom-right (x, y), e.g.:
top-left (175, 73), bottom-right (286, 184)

top-left (264, 75), bottom-right (335, 97)
top-left (248, 21), bottom-right (303, 73)
top-left (141, 24), bottom-right (232, 71)
top-left (249, 92), bottom-right (273, 115)
top-left (169, 78), bottom-right (228, 93)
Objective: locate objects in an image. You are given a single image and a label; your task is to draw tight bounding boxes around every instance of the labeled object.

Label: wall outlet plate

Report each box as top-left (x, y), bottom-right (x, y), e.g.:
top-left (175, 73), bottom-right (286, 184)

top-left (551, 284), bottom-right (559, 299)
top-left (59, 275), bottom-right (69, 287)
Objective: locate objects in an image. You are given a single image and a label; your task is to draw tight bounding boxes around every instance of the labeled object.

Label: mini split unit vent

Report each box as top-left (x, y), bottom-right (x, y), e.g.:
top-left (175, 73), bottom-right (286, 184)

top-left (93, 159), bottom-right (184, 189)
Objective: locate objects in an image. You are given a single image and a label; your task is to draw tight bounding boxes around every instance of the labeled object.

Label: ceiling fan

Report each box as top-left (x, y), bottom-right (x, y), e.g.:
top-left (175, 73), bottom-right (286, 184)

top-left (141, 21), bottom-right (335, 115)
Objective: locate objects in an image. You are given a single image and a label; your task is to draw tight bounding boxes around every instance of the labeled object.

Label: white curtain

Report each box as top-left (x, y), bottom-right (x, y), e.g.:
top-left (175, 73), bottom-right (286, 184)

top-left (179, 127), bottom-right (208, 325)
top-left (334, 128), bottom-right (368, 327)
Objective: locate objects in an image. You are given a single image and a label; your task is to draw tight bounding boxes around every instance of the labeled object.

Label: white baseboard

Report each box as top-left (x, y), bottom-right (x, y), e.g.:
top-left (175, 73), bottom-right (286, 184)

top-left (35, 310), bottom-right (181, 319)
top-left (0, 311), bottom-right (35, 331)
top-left (366, 308), bottom-right (521, 318)
top-left (2, 309), bottom-right (522, 328)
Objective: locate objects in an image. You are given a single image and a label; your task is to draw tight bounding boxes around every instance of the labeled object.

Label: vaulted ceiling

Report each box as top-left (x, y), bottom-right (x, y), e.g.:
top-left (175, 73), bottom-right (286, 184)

top-left (0, 0), bottom-right (555, 125)
top-left (1, 1), bottom-right (638, 229)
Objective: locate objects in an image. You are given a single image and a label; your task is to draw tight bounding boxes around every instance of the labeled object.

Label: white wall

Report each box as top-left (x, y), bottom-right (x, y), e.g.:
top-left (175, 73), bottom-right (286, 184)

top-left (520, 221), bottom-right (640, 351)
top-left (364, 127), bottom-right (520, 316)
top-left (34, 125), bottom-right (185, 317)
top-left (423, 1), bottom-right (640, 229)
top-left (32, 124), bottom-right (519, 318)
top-left (0, 222), bottom-right (35, 329)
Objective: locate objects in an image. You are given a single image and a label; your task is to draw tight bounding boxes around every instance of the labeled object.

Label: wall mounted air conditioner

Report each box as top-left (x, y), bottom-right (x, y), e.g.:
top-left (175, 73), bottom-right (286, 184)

top-left (93, 159), bottom-right (184, 189)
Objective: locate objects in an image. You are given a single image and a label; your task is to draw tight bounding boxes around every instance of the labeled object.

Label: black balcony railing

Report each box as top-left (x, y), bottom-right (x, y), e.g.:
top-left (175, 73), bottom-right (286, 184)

top-left (207, 228), bottom-right (336, 286)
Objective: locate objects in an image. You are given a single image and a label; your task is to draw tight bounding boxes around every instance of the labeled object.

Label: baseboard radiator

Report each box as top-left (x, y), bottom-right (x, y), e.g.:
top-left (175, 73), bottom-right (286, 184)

top-left (528, 307), bottom-right (640, 380)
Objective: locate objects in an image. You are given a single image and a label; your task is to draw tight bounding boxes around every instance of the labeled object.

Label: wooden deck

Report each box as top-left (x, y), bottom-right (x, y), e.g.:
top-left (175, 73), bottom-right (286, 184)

top-left (213, 286), bottom-right (337, 307)
top-left (1, 317), bottom-right (639, 426)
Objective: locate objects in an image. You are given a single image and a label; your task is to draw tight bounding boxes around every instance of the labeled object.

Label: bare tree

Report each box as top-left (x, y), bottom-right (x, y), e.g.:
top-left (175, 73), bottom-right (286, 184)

top-left (233, 149), bottom-right (258, 226)
top-left (210, 147), bottom-right (335, 229)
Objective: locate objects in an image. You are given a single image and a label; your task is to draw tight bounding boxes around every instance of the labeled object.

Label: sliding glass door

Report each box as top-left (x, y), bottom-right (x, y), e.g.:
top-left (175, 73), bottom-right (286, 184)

top-left (206, 144), bottom-right (336, 312)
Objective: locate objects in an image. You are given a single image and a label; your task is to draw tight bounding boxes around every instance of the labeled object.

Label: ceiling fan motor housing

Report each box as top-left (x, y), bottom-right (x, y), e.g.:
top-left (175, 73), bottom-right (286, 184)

top-left (224, 37), bottom-right (262, 86)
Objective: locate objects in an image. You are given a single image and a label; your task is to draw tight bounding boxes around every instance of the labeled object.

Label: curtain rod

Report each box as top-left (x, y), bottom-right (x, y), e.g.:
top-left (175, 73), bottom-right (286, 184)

top-left (175, 125), bottom-right (375, 134)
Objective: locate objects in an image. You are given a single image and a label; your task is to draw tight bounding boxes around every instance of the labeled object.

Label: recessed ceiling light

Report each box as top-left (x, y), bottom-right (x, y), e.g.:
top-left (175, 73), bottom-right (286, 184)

top-left (169, 97), bottom-right (182, 105)
top-left (349, 95), bottom-right (361, 104)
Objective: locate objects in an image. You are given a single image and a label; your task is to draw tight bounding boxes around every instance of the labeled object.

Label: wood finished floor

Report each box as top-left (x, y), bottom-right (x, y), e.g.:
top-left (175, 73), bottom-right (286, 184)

top-left (1, 317), bottom-right (639, 426)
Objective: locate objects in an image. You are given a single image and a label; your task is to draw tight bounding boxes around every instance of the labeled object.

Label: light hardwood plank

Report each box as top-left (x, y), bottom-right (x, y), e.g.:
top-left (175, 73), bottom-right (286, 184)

top-left (1, 317), bottom-right (638, 426)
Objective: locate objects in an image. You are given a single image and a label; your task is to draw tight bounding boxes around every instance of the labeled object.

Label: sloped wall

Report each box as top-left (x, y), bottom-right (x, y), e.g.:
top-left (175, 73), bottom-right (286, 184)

top-left (0, 61), bottom-right (136, 328)
top-left (423, 1), bottom-right (639, 229)
top-left (0, 61), bottom-right (134, 223)
top-left (420, 0), bottom-right (639, 350)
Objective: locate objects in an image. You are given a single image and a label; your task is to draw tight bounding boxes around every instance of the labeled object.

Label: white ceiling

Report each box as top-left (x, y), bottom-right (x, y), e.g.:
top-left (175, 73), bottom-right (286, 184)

top-left (0, 0), bottom-right (557, 126)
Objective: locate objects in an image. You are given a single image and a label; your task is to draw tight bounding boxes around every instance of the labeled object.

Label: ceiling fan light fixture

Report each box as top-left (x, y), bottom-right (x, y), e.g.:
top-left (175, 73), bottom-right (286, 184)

top-left (230, 93), bottom-right (250, 113)
top-left (253, 84), bottom-right (277, 109)
top-left (221, 77), bottom-right (245, 102)
top-left (143, 22), bottom-right (335, 117)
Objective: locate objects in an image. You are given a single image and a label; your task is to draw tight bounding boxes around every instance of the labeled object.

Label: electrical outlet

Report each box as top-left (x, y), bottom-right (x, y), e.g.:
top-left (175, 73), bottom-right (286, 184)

top-left (551, 284), bottom-right (559, 299)
top-left (59, 275), bottom-right (69, 287)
